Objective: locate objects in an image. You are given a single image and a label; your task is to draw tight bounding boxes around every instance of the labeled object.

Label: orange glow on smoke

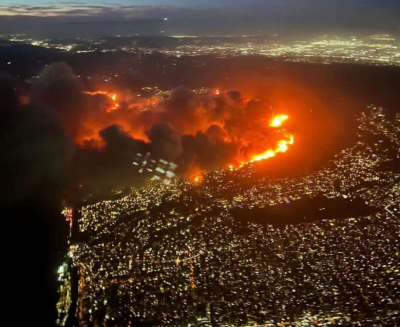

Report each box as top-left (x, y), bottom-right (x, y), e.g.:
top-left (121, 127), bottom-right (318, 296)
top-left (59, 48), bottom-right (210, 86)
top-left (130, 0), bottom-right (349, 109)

top-left (76, 89), bottom-right (295, 174)
top-left (83, 91), bottom-right (120, 112)
top-left (192, 113), bottom-right (294, 181)
top-left (269, 114), bottom-right (289, 127)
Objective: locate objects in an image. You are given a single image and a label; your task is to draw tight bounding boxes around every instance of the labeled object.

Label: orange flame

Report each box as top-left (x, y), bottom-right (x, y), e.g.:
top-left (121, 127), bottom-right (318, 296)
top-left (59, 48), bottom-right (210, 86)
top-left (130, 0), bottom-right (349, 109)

top-left (250, 115), bottom-right (294, 163)
top-left (250, 134), bottom-right (294, 162)
top-left (239, 115), bottom-right (294, 162)
top-left (84, 91), bottom-right (119, 112)
top-left (269, 114), bottom-right (289, 127)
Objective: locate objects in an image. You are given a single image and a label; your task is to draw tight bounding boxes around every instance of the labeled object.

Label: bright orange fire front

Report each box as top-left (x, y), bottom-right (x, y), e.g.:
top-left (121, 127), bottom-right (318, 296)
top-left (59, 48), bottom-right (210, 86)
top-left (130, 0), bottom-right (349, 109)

top-left (84, 91), bottom-right (119, 112)
top-left (249, 115), bottom-right (294, 164)
top-left (269, 114), bottom-right (289, 127)
top-left (250, 133), bottom-right (294, 163)
top-left (226, 114), bottom-right (294, 172)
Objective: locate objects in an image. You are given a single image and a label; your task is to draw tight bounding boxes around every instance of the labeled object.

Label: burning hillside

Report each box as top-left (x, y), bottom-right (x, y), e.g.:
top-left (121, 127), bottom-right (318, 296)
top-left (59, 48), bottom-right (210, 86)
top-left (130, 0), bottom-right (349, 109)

top-left (31, 62), bottom-right (295, 189)
top-left (78, 87), bottom-right (294, 169)
top-left (83, 91), bottom-right (119, 112)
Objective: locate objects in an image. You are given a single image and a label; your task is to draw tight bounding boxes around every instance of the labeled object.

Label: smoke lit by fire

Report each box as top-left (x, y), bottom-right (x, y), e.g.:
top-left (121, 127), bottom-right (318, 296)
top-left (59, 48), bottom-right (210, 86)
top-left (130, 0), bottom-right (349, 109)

top-left (77, 87), bottom-right (295, 174)
top-left (32, 62), bottom-right (296, 183)
top-left (7, 61), bottom-right (300, 193)
top-left (83, 91), bottom-right (119, 112)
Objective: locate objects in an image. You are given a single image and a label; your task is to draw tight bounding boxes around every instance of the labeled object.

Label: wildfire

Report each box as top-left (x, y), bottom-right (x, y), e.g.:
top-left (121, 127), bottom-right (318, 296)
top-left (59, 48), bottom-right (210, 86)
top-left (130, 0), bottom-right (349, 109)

top-left (250, 115), bottom-right (294, 163)
top-left (84, 91), bottom-right (119, 112)
top-left (77, 87), bottom-right (295, 178)
top-left (251, 134), bottom-right (294, 162)
top-left (249, 114), bottom-right (294, 164)
top-left (269, 114), bottom-right (289, 127)
top-left (188, 113), bottom-right (294, 180)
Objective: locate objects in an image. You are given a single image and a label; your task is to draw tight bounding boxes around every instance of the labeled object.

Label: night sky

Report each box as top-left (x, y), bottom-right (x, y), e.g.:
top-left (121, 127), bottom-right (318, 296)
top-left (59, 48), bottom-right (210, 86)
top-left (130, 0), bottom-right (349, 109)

top-left (4, 0), bottom-right (271, 9)
top-left (1, 0), bottom-right (400, 17)
top-left (1, 0), bottom-right (399, 38)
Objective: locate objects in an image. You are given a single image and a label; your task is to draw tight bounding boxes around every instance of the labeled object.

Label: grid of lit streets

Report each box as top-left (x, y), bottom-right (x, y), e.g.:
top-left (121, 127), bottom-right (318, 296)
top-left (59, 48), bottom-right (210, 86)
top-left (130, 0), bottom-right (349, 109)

top-left (57, 106), bottom-right (399, 327)
top-left (6, 34), bottom-right (400, 66)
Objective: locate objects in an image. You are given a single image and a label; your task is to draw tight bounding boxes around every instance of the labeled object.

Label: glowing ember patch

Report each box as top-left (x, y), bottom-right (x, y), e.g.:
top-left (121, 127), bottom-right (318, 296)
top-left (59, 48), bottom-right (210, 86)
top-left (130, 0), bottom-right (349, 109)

top-left (84, 91), bottom-right (119, 112)
top-left (191, 174), bottom-right (205, 184)
top-left (269, 114), bottom-right (289, 127)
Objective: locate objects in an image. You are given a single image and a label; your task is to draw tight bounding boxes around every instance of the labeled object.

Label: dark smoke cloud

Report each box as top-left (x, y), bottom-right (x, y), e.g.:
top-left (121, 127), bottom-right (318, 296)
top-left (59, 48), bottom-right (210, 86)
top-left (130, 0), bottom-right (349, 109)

top-left (148, 123), bottom-right (183, 161)
top-left (205, 124), bottom-right (229, 141)
top-left (74, 125), bottom-right (148, 191)
top-left (0, 70), bottom-right (74, 327)
top-left (179, 131), bottom-right (239, 174)
top-left (32, 62), bottom-right (88, 139)
top-left (0, 71), bottom-right (74, 206)
top-left (158, 86), bottom-right (215, 134)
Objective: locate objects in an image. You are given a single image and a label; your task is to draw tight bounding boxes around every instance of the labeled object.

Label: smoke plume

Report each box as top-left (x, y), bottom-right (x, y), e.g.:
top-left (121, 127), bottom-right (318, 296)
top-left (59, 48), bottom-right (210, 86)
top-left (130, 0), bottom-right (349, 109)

top-left (0, 70), bottom-right (74, 205)
top-left (3, 62), bottom-right (293, 193)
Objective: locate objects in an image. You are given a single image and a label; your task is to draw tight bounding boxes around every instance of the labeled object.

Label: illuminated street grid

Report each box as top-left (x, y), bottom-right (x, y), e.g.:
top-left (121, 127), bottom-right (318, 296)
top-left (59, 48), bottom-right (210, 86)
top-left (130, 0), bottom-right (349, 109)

top-left (161, 35), bottom-right (400, 66)
top-left (57, 106), bottom-right (399, 326)
top-left (7, 34), bottom-right (400, 66)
